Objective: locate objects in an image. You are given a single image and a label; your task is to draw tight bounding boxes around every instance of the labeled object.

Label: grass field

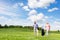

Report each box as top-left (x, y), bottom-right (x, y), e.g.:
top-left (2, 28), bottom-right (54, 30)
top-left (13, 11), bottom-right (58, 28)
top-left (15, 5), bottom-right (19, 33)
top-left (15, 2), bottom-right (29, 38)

top-left (0, 28), bottom-right (60, 40)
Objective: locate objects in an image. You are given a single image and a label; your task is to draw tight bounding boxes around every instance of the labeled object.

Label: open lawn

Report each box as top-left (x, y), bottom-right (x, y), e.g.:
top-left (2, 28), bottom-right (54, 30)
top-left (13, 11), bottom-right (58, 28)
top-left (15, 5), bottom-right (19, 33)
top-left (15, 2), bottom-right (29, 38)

top-left (0, 28), bottom-right (60, 40)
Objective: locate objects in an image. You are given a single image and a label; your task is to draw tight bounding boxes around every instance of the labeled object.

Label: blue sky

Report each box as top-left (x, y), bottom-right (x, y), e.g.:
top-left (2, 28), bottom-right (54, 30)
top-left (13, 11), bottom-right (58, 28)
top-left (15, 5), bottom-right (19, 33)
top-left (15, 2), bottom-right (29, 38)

top-left (0, 0), bottom-right (60, 30)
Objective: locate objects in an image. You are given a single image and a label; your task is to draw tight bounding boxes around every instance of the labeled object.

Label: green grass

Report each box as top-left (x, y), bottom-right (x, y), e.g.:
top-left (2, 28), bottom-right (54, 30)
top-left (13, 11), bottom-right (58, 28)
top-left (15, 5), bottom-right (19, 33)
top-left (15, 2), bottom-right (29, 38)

top-left (0, 28), bottom-right (60, 40)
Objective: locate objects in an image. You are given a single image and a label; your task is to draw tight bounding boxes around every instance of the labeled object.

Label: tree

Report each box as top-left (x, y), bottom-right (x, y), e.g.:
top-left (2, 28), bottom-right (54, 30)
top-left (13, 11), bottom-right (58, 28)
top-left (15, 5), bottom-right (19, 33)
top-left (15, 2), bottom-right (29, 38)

top-left (0, 24), bottom-right (2, 28)
top-left (4, 24), bottom-right (8, 28)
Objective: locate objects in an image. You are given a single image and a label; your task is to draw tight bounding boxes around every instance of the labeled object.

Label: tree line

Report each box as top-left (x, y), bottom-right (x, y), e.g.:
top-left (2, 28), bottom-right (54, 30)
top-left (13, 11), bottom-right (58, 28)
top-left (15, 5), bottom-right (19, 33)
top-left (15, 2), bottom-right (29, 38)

top-left (0, 24), bottom-right (41, 30)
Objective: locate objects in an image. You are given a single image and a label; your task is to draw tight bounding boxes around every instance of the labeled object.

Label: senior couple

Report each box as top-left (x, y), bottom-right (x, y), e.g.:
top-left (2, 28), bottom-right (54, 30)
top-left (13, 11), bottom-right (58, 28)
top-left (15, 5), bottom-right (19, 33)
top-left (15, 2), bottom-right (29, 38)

top-left (33, 21), bottom-right (50, 36)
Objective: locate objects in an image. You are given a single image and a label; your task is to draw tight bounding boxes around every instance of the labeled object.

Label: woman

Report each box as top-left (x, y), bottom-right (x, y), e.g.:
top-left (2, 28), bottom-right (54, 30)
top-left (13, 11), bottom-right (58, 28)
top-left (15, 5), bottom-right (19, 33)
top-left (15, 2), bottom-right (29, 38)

top-left (45, 23), bottom-right (50, 35)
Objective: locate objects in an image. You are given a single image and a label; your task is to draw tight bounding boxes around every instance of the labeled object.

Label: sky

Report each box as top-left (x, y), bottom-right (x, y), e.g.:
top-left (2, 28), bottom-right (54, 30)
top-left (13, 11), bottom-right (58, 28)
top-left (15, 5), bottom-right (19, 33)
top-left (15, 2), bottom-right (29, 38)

top-left (0, 0), bottom-right (60, 30)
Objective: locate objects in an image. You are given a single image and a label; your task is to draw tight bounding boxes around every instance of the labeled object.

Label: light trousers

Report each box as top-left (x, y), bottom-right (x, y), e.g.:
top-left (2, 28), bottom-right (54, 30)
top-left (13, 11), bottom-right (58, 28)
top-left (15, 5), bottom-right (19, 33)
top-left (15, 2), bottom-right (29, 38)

top-left (46, 29), bottom-right (49, 35)
top-left (34, 28), bottom-right (38, 36)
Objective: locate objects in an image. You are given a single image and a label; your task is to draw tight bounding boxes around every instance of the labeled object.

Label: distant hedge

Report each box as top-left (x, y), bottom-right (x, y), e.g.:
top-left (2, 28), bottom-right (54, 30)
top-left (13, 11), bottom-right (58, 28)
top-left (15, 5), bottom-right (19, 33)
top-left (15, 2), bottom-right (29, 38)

top-left (0, 24), bottom-right (23, 28)
top-left (0, 24), bottom-right (41, 30)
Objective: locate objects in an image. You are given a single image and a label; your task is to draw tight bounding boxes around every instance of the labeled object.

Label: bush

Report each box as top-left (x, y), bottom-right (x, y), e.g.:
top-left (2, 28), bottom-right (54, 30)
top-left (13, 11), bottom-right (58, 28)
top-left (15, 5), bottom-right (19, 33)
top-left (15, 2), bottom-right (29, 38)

top-left (4, 24), bottom-right (8, 28)
top-left (8, 25), bottom-right (23, 28)
top-left (0, 24), bottom-right (2, 28)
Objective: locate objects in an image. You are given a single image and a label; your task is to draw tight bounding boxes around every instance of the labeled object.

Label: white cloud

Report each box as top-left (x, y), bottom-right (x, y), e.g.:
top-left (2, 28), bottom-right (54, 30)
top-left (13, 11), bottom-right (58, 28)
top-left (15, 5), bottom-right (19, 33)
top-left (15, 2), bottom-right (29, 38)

top-left (19, 3), bottom-right (24, 7)
top-left (27, 15), bottom-right (37, 22)
top-left (0, 4), bottom-right (19, 17)
top-left (0, 16), bottom-right (8, 25)
top-left (22, 6), bottom-right (30, 11)
top-left (28, 10), bottom-right (37, 16)
top-left (28, 0), bottom-right (55, 8)
top-left (0, 8), bottom-right (19, 17)
top-left (28, 9), bottom-right (53, 22)
top-left (27, 10), bottom-right (44, 22)
top-left (27, 10), bottom-right (53, 22)
top-left (12, 2), bottom-right (24, 8)
top-left (54, 21), bottom-right (60, 26)
top-left (45, 16), bottom-right (49, 19)
top-left (0, 17), bottom-right (33, 26)
top-left (48, 7), bottom-right (59, 12)
top-left (37, 13), bottom-right (44, 20)
top-left (0, 1), bottom-right (32, 26)
top-left (50, 21), bottom-right (60, 30)
top-left (0, 2), bottom-right (21, 25)
top-left (0, 16), bottom-right (6, 20)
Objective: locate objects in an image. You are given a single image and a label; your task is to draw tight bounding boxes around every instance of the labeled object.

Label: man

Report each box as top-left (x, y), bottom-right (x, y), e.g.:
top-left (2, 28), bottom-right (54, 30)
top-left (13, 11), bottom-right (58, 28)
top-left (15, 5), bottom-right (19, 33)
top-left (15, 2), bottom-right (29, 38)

top-left (45, 23), bottom-right (50, 35)
top-left (33, 21), bottom-right (38, 36)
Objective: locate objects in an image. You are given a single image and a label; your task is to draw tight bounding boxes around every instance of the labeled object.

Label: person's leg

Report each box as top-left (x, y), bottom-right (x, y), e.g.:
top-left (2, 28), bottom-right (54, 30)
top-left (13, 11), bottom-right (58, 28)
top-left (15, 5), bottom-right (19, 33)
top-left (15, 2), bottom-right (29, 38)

top-left (47, 30), bottom-right (48, 35)
top-left (34, 28), bottom-right (38, 36)
top-left (34, 28), bottom-right (36, 36)
top-left (36, 29), bottom-right (38, 36)
top-left (46, 29), bottom-right (48, 35)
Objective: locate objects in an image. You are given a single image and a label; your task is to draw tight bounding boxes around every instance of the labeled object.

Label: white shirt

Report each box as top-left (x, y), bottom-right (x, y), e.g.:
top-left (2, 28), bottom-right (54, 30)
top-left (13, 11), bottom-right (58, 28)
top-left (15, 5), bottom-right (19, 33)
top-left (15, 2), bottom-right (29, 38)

top-left (33, 24), bottom-right (38, 29)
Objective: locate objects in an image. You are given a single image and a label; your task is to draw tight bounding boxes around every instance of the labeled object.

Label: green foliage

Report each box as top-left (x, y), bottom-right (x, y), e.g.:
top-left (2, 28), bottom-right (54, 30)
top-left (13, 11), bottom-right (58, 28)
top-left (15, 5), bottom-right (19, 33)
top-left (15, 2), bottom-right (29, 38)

top-left (0, 24), bottom-right (23, 28)
top-left (0, 24), bottom-right (1, 26)
top-left (4, 24), bottom-right (8, 28)
top-left (0, 24), bottom-right (4, 28)
top-left (24, 26), bottom-right (33, 30)
top-left (0, 24), bottom-right (42, 30)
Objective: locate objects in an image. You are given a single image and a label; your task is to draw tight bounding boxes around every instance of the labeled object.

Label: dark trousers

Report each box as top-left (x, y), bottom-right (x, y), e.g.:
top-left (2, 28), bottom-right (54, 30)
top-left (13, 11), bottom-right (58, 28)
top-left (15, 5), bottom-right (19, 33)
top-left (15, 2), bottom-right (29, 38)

top-left (41, 29), bottom-right (45, 36)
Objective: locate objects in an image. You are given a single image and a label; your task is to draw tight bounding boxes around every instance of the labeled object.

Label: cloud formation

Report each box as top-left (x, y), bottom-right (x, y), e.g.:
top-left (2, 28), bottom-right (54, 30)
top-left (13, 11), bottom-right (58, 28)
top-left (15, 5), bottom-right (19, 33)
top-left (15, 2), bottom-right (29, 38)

top-left (48, 7), bottom-right (59, 12)
top-left (27, 10), bottom-right (44, 22)
top-left (22, 6), bottom-right (30, 11)
top-left (28, 0), bottom-right (55, 8)
top-left (28, 10), bottom-right (37, 16)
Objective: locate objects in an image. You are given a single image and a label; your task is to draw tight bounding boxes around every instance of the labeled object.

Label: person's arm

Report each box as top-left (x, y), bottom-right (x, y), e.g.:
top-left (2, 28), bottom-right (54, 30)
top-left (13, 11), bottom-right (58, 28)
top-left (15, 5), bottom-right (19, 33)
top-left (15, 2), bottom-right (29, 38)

top-left (49, 25), bottom-right (50, 31)
top-left (37, 24), bottom-right (39, 30)
top-left (33, 25), bottom-right (34, 28)
top-left (45, 25), bottom-right (46, 30)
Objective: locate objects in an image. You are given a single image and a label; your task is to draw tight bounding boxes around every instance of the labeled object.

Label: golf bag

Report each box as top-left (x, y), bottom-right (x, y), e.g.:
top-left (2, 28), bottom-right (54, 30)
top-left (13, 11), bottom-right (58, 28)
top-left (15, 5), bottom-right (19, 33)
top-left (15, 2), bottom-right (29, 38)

top-left (41, 28), bottom-right (45, 36)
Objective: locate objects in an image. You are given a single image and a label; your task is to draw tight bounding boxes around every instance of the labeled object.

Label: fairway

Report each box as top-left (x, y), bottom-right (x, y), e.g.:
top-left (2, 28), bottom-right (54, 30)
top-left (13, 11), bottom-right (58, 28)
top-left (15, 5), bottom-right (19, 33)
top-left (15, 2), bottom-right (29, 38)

top-left (0, 28), bottom-right (60, 40)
